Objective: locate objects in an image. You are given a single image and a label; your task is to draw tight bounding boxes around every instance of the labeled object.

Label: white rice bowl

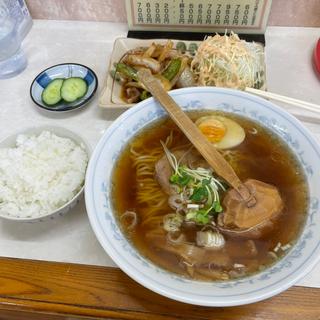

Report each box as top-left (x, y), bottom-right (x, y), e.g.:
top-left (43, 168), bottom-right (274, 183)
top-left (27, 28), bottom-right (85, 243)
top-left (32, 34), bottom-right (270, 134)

top-left (0, 126), bottom-right (90, 221)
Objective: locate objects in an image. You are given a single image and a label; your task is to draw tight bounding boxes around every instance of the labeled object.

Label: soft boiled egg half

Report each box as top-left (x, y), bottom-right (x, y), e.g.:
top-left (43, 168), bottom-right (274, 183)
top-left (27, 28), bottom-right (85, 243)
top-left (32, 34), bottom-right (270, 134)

top-left (195, 115), bottom-right (245, 149)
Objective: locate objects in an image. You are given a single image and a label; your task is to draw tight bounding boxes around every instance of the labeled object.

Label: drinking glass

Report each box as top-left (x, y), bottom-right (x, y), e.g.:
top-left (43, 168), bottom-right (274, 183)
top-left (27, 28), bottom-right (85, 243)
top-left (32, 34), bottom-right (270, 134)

top-left (0, 1), bottom-right (27, 79)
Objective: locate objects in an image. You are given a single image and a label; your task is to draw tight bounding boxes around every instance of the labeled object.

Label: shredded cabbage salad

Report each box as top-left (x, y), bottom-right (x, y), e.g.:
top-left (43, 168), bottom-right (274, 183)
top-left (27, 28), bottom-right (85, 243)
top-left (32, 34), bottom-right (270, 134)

top-left (191, 32), bottom-right (265, 90)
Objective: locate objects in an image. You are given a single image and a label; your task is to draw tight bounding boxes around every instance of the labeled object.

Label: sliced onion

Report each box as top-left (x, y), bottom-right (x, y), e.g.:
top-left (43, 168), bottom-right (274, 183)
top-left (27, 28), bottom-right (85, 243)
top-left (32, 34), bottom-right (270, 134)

top-left (166, 232), bottom-right (186, 244)
top-left (181, 261), bottom-right (195, 277)
top-left (171, 184), bottom-right (180, 194)
top-left (248, 127), bottom-right (258, 135)
top-left (120, 210), bottom-right (138, 230)
top-left (268, 251), bottom-right (278, 260)
top-left (229, 269), bottom-right (246, 279)
top-left (168, 194), bottom-right (184, 210)
top-left (163, 213), bottom-right (183, 232)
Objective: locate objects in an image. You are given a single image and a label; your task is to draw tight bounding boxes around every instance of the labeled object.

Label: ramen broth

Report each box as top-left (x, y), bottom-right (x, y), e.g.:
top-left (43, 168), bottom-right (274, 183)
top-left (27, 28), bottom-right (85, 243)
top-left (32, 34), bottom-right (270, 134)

top-left (112, 111), bottom-right (308, 281)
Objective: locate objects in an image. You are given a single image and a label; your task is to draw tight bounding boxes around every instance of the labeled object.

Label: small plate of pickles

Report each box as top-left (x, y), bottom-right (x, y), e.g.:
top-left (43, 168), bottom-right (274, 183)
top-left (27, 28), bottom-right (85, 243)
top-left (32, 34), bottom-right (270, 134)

top-left (30, 63), bottom-right (98, 112)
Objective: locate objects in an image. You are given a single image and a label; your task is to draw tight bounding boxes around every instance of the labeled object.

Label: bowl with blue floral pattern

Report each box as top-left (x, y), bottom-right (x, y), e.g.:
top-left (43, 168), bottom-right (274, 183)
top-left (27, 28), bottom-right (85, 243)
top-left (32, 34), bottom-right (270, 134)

top-left (30, 63), bottom-right (98, 112)
top-left (85, 87), bottom-right (320, 306)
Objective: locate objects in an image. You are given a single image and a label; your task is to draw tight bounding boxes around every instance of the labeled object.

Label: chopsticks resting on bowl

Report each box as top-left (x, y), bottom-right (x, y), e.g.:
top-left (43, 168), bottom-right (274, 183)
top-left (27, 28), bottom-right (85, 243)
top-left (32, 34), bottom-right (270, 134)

top-left (245, 87), bottom-right (320, 124)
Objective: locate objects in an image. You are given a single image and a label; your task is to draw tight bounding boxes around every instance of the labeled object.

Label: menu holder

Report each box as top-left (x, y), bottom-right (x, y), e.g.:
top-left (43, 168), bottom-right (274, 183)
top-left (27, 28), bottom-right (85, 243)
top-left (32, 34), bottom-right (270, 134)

top-left (127, 30), bottom-right (265, 44)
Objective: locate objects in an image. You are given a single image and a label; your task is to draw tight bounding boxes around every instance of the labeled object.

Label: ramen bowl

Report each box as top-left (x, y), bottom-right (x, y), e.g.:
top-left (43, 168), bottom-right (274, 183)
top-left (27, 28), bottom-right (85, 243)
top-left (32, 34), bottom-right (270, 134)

top-left (85, 87), bottom-right (320, 306)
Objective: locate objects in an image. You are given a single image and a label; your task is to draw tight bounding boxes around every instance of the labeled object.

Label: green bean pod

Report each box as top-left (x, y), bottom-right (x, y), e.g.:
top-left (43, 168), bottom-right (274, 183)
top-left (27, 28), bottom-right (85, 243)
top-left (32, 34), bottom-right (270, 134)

top-left (115, 63), bottom-right (138, 81)
top-left (140, 90), bottom-right (151, 100)
top-left (162, 58), bottom-right (182, 81)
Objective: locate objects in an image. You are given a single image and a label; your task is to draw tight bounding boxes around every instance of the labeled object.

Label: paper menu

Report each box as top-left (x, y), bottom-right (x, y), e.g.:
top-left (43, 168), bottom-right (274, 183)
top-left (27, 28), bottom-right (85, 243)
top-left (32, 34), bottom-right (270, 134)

top-left (126, 0), bottom-right (272, 34)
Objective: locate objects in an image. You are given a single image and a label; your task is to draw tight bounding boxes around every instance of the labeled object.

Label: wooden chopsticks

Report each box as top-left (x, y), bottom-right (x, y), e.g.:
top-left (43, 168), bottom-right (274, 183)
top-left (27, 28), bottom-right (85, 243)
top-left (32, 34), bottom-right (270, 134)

top-left (245, 87), bottom-right (320, 124)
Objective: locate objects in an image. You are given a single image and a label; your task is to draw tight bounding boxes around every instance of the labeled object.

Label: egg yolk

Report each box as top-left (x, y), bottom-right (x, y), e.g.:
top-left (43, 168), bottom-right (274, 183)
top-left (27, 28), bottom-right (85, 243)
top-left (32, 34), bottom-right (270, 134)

top-left (197, 119), bottom-right (227, 143)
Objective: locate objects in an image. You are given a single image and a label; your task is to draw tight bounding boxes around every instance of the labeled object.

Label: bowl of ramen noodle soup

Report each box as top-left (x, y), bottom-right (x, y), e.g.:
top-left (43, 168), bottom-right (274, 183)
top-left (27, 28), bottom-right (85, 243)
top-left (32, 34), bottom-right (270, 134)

top-left (85, 87), bottom-right (320, 306)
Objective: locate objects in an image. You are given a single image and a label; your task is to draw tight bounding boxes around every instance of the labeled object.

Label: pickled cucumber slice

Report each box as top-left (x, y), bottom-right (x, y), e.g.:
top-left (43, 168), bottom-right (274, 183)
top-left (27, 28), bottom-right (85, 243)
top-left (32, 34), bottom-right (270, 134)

top-left (60, 77), bottom-right (88, 103)
top-left (41, 78), bottom-right (64, 106)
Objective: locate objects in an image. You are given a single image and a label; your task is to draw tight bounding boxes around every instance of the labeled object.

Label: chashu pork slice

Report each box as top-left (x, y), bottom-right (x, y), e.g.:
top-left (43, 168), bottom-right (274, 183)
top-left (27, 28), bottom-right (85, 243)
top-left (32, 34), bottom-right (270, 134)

top-left (218, 179), bottom-right (283, 239)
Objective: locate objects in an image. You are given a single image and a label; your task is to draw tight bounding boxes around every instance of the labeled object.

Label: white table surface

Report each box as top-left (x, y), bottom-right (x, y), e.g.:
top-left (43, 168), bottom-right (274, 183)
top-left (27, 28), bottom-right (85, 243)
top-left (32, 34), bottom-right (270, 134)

top-left (0, 20), bottom-right (319, 287)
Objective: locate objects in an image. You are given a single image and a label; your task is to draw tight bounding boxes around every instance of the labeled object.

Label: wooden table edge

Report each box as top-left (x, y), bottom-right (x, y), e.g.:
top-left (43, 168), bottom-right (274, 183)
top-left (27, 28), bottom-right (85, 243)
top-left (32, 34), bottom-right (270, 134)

top-left (0, 256), bottom-right (319, 320)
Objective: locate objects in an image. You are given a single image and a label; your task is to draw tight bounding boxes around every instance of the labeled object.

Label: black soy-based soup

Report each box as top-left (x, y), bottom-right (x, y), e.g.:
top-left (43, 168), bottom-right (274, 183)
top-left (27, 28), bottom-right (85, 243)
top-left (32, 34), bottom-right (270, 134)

top-left (111, 111), bottom-right (308, 281)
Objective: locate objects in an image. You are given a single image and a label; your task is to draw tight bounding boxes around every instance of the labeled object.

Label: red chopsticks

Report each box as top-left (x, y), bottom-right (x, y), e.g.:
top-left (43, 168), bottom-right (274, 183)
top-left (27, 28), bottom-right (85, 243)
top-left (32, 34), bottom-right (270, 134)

top-left (313, 38), bottom-right (320, 77)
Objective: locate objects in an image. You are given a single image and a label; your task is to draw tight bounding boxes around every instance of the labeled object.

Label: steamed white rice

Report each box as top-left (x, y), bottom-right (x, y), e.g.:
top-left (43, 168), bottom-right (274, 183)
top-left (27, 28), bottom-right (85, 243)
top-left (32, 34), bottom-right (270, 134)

top-left (0, 131), bottom-right (88, 218)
